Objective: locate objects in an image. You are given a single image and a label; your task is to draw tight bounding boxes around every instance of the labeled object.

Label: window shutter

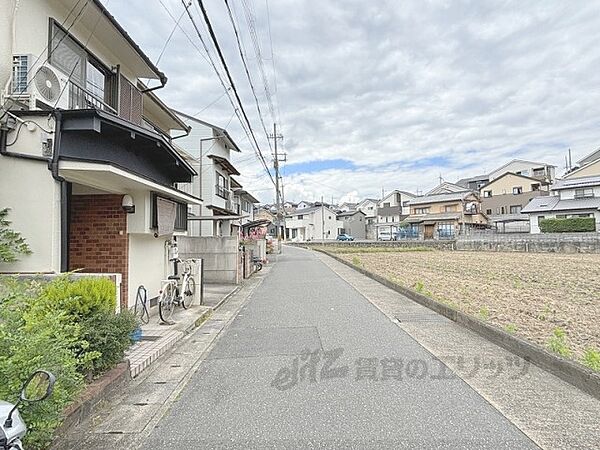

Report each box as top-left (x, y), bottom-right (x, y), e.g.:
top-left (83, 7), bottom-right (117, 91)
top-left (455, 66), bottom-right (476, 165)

top-left (118, 74), bottom-right (143, 125)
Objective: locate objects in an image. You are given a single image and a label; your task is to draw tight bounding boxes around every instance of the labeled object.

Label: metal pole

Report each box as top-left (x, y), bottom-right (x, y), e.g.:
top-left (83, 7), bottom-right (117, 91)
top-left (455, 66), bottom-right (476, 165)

top-left (273, 123), bottom-right (282, 248)
top-left (321, 195), bottom-right (325, 245)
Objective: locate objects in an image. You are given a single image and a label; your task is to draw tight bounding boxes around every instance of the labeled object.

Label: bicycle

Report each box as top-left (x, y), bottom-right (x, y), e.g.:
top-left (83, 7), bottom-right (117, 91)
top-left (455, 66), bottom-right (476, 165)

top-left (158, 259), bottom-right (197, 323)
top-left (252, 256), bottom-right (263, 272)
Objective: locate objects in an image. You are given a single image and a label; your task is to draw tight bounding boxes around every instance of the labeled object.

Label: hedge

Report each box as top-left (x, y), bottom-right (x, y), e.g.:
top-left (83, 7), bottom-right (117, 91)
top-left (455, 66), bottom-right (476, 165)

top-left (0, 276), bottom-right (137, 449)
top-left (539, 217), bottom-right (596, 233)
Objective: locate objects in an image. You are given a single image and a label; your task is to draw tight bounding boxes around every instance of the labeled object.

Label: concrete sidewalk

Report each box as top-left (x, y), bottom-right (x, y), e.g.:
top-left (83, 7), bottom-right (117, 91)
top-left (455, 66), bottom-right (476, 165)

top-left (58, 266), bottom-right (271, 450)
top-left (126, 284), bottom-right (239, 378)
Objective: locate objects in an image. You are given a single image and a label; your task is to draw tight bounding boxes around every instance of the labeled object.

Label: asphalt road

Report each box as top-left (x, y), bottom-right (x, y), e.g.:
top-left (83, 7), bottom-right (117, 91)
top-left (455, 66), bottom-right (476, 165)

top-left (141, 246), bottom-right (537, 449)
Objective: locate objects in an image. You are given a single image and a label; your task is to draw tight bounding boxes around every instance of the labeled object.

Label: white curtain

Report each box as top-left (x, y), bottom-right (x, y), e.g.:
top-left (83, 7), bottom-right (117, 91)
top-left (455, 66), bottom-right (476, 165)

top-left (157, 197), bottom-right (177, 236)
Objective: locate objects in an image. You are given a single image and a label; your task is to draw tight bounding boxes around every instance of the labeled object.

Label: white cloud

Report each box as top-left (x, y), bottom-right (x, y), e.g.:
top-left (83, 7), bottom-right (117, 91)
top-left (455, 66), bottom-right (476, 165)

top-left (106, 0), bottom-right (600, 203)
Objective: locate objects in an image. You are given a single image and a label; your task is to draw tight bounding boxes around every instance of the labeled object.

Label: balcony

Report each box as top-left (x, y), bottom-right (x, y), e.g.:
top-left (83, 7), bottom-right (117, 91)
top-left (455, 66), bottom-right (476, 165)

top-left (68, 80), bottom-right (117, 115)
top-left (215, 184), bottom-right (230, 200)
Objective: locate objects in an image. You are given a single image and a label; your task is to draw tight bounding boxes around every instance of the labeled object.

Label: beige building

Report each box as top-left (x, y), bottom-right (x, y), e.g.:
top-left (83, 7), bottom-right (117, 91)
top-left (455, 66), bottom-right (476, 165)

top-left (480, 172), bottom-right (550, 232)
top-left (405, 183), bottom-right (487, 239)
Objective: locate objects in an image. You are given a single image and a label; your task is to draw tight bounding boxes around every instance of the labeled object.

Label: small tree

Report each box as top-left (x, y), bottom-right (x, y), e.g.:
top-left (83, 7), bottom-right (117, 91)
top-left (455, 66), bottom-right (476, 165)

top-left (0, 208), bottom-right (31, 262)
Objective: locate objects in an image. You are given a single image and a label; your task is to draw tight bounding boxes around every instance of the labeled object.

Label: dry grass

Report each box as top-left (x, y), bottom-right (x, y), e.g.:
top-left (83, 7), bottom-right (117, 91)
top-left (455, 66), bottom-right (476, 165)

top-left (332, 248), bottom-right (600, 364)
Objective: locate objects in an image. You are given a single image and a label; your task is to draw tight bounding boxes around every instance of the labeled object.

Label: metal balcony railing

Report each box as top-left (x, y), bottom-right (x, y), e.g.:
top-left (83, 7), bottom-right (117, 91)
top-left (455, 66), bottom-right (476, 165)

top-left (68, 80), bottom-right (117, 115)
top-left (215, 184), bottom-right (230, 200)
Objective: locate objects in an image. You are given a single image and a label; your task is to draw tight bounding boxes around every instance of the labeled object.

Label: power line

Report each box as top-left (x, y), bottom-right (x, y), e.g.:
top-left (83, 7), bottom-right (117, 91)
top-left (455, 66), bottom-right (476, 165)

top-left (0, 0), bottom-right (89, 121)
top-left (238, 0), bottom-right (276, 122)
top-left (223, 0), bottom-right (274, 159)
top-left (193, 0), bottom-right (275, 187)
top-left (155, 2), bottom-right (189, 65)
top-left (177, 0), bottom-right (254, 150)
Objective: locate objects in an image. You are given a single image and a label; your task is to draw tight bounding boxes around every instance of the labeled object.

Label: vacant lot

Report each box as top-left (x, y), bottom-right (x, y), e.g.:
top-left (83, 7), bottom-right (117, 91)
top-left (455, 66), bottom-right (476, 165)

top-left (328, 247), bottom-right (600, 366)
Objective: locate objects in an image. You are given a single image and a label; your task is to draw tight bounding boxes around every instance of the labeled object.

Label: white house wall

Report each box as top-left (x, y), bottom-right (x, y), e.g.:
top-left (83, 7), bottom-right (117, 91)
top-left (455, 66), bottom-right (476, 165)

top-left (128, 233), bottom-right (170, 306)
top-left (0, 156), bottom-right (61, 273)
top-left (7, 0), bottom-right (151, 89)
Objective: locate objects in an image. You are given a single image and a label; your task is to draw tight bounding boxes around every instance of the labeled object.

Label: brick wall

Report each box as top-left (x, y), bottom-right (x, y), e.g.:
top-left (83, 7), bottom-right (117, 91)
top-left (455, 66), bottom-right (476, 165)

top-left (69, 194), bottom-right (129, 308)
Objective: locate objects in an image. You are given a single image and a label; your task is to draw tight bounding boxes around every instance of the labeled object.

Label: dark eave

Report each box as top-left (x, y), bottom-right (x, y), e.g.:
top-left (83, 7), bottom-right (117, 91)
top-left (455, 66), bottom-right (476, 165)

top-left (59, 109), bottom-right (196, 184)
top-left (208, 155), bottom-right (240, 176)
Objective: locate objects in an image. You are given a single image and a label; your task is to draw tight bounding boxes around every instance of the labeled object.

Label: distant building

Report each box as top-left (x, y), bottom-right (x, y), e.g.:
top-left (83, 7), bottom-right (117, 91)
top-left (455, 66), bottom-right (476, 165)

top-left (337, 210), bottom-right (366, 239)
top-left (479, 172), bottom-right (550, 232)
top-left (285, 206), bottom-right (343, 241)
top-left (405, 182), bottom-right (487, 239)
top-left (375, 190), bottom-right (416, 239)
top-left (522, 176), bottom-right (600, 233)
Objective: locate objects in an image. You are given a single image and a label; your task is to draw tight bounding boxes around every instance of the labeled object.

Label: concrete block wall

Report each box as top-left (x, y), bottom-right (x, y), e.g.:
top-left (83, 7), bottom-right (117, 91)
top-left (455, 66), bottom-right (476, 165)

top-left (178, 236), bottom-right (239, 284)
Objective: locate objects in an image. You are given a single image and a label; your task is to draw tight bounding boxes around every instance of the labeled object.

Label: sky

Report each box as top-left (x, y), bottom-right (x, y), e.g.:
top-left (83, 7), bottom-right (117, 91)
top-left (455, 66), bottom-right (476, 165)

top-left (106, 0), bottom-right (600, 204)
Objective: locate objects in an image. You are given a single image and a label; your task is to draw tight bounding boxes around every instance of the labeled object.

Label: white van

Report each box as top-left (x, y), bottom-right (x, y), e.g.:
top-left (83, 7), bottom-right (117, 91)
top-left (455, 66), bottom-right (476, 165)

top-left (378, 230), bottom-right (392, 241)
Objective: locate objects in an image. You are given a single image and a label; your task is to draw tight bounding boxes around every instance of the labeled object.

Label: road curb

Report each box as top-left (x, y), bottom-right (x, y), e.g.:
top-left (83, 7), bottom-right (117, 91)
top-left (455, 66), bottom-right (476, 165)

top-left (56, 361), bottom-right (131, 436)
top-left (315, 248), bottom-right (600, 401)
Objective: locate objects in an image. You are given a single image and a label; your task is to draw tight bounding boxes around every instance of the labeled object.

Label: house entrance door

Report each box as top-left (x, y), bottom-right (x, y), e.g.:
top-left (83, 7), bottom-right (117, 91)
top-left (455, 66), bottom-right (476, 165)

top-left (424, 224), bottom-right (435, 239)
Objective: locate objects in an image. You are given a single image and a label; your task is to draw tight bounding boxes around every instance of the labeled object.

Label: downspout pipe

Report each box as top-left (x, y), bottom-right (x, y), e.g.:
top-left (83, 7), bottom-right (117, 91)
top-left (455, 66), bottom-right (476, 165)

top-left (48, 110), bottom-right (69, 272)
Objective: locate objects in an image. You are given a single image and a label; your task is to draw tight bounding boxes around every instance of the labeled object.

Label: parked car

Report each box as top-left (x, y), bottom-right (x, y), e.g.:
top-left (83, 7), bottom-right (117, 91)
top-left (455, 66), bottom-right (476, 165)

top-left (336, 234), bottom-right (354, 241)
top-left (378, 231), bottom-right (392, 241)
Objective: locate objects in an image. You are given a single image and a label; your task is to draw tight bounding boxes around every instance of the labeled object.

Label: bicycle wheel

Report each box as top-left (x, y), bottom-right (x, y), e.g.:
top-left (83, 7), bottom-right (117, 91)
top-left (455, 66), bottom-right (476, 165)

top-left (158, 283), bottom-right (176, 322)
top-left (181, 276), bottom-right (196, 309)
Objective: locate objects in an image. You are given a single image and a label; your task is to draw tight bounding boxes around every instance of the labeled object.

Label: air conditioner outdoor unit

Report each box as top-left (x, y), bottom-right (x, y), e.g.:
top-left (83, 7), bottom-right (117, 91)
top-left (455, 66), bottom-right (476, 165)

top-left (8, 55), bottom-right (70, 110)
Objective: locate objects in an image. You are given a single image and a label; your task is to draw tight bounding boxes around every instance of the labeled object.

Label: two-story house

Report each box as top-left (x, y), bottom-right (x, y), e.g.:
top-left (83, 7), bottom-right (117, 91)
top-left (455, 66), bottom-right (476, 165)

top-left (175, 112), bottom-right (244, 237)
top-left (375, 190), bottom-right (416, 239)
top-left (356, 198), bottom-right (378, 239)
top-left (337, 210), bottom-right (366, 239)
top-left (480, 172), bottom-right (550, 232)
top-left (405, 182), bottom-right (487, 239)
top-left (521, 176), bottom-right (600, 233)
top-left (0, 0), bottom-right (200, 308)
top-left (488, 159), bottom-right (556, 183)
top-left (285, 205), bottom-right (343, 242)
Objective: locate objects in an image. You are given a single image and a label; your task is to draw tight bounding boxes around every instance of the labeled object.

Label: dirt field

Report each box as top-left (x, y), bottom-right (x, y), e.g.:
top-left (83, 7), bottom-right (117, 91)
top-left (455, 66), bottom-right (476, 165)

top-left (329, 247), bottom-right (600, 366)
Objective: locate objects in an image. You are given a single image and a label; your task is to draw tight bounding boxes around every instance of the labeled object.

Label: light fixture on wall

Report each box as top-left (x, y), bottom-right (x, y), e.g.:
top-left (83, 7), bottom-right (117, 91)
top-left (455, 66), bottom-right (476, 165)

top-left (122, 194), bottom-right (135, 213)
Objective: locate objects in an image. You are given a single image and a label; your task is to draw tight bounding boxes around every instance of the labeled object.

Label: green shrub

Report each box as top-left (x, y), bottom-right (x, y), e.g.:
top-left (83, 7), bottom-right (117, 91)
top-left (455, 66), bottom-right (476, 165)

top-left (581, 347), bottom-right (600, 372)
top-left (478, 307), bottom-right (490, 321)
top-left (0, 207), bottom-right (32, 262)
top-left (0, 275), bottom-right (132, 448)
top-left (351, 256), bottom-right (362, 266)
top-left (539, 217), bottom-right (596, 233)
top-left (80, 310), bottom-right (137, 376)
top-left (0, 277), bottom-right (84, 449)
top-left (35, 276), bottom-right (116, 319)
top-left (547, 327), bottom-right (571, 357)
top-left (504, 323), bottom-right (517, 334)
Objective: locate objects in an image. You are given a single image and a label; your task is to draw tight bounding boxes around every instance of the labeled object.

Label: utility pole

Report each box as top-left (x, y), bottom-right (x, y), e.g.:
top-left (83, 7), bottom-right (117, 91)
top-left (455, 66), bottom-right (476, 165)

top-left (321, 195), bottom-right (325, 245)
top-left (269, 124), bottom-right (284, 247)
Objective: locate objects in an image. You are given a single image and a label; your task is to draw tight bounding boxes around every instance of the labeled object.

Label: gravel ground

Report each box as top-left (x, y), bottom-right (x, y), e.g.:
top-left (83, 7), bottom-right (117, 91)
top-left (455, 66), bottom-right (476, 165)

top-left (332, 248), bottom-right (600, 363)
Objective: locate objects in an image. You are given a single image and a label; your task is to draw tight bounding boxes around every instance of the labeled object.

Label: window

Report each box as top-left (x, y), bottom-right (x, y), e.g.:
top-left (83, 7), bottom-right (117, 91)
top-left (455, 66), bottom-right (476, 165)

top-left (532, 184), bottom-right (540, 191)
top-left (444, 204), bottom-right (458, 212)
top-left (513, 186), bottom-right (523, 195)
top-left (383, 202), bottom-right (390, 208)
top-left (532, 168), bottom-right (545, 177)
top-left (414, 207), bottom-right (429, 214)
top-left (486, 209), bottom-right (492, 215)
top-left (49, 20), bottom-right (118, 111)
top-left (509, 205), bottom-right (522, 214)
top-left (575, 188), bottom-right (594, 199)
top-left (437, 222), bottom-right (454, 238)
top-left (151, 194), bottom-right (188, 232)
top-left (538, 216), bottom-right (545, 226)
top-left (216, 173), bottom-right (229, 198)
top-left (297, 215), bottom-right (303, 220)
top-left (556, 214), bottom-right (567, 219)
top-left (483, 190), bottom-right (492, 198)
